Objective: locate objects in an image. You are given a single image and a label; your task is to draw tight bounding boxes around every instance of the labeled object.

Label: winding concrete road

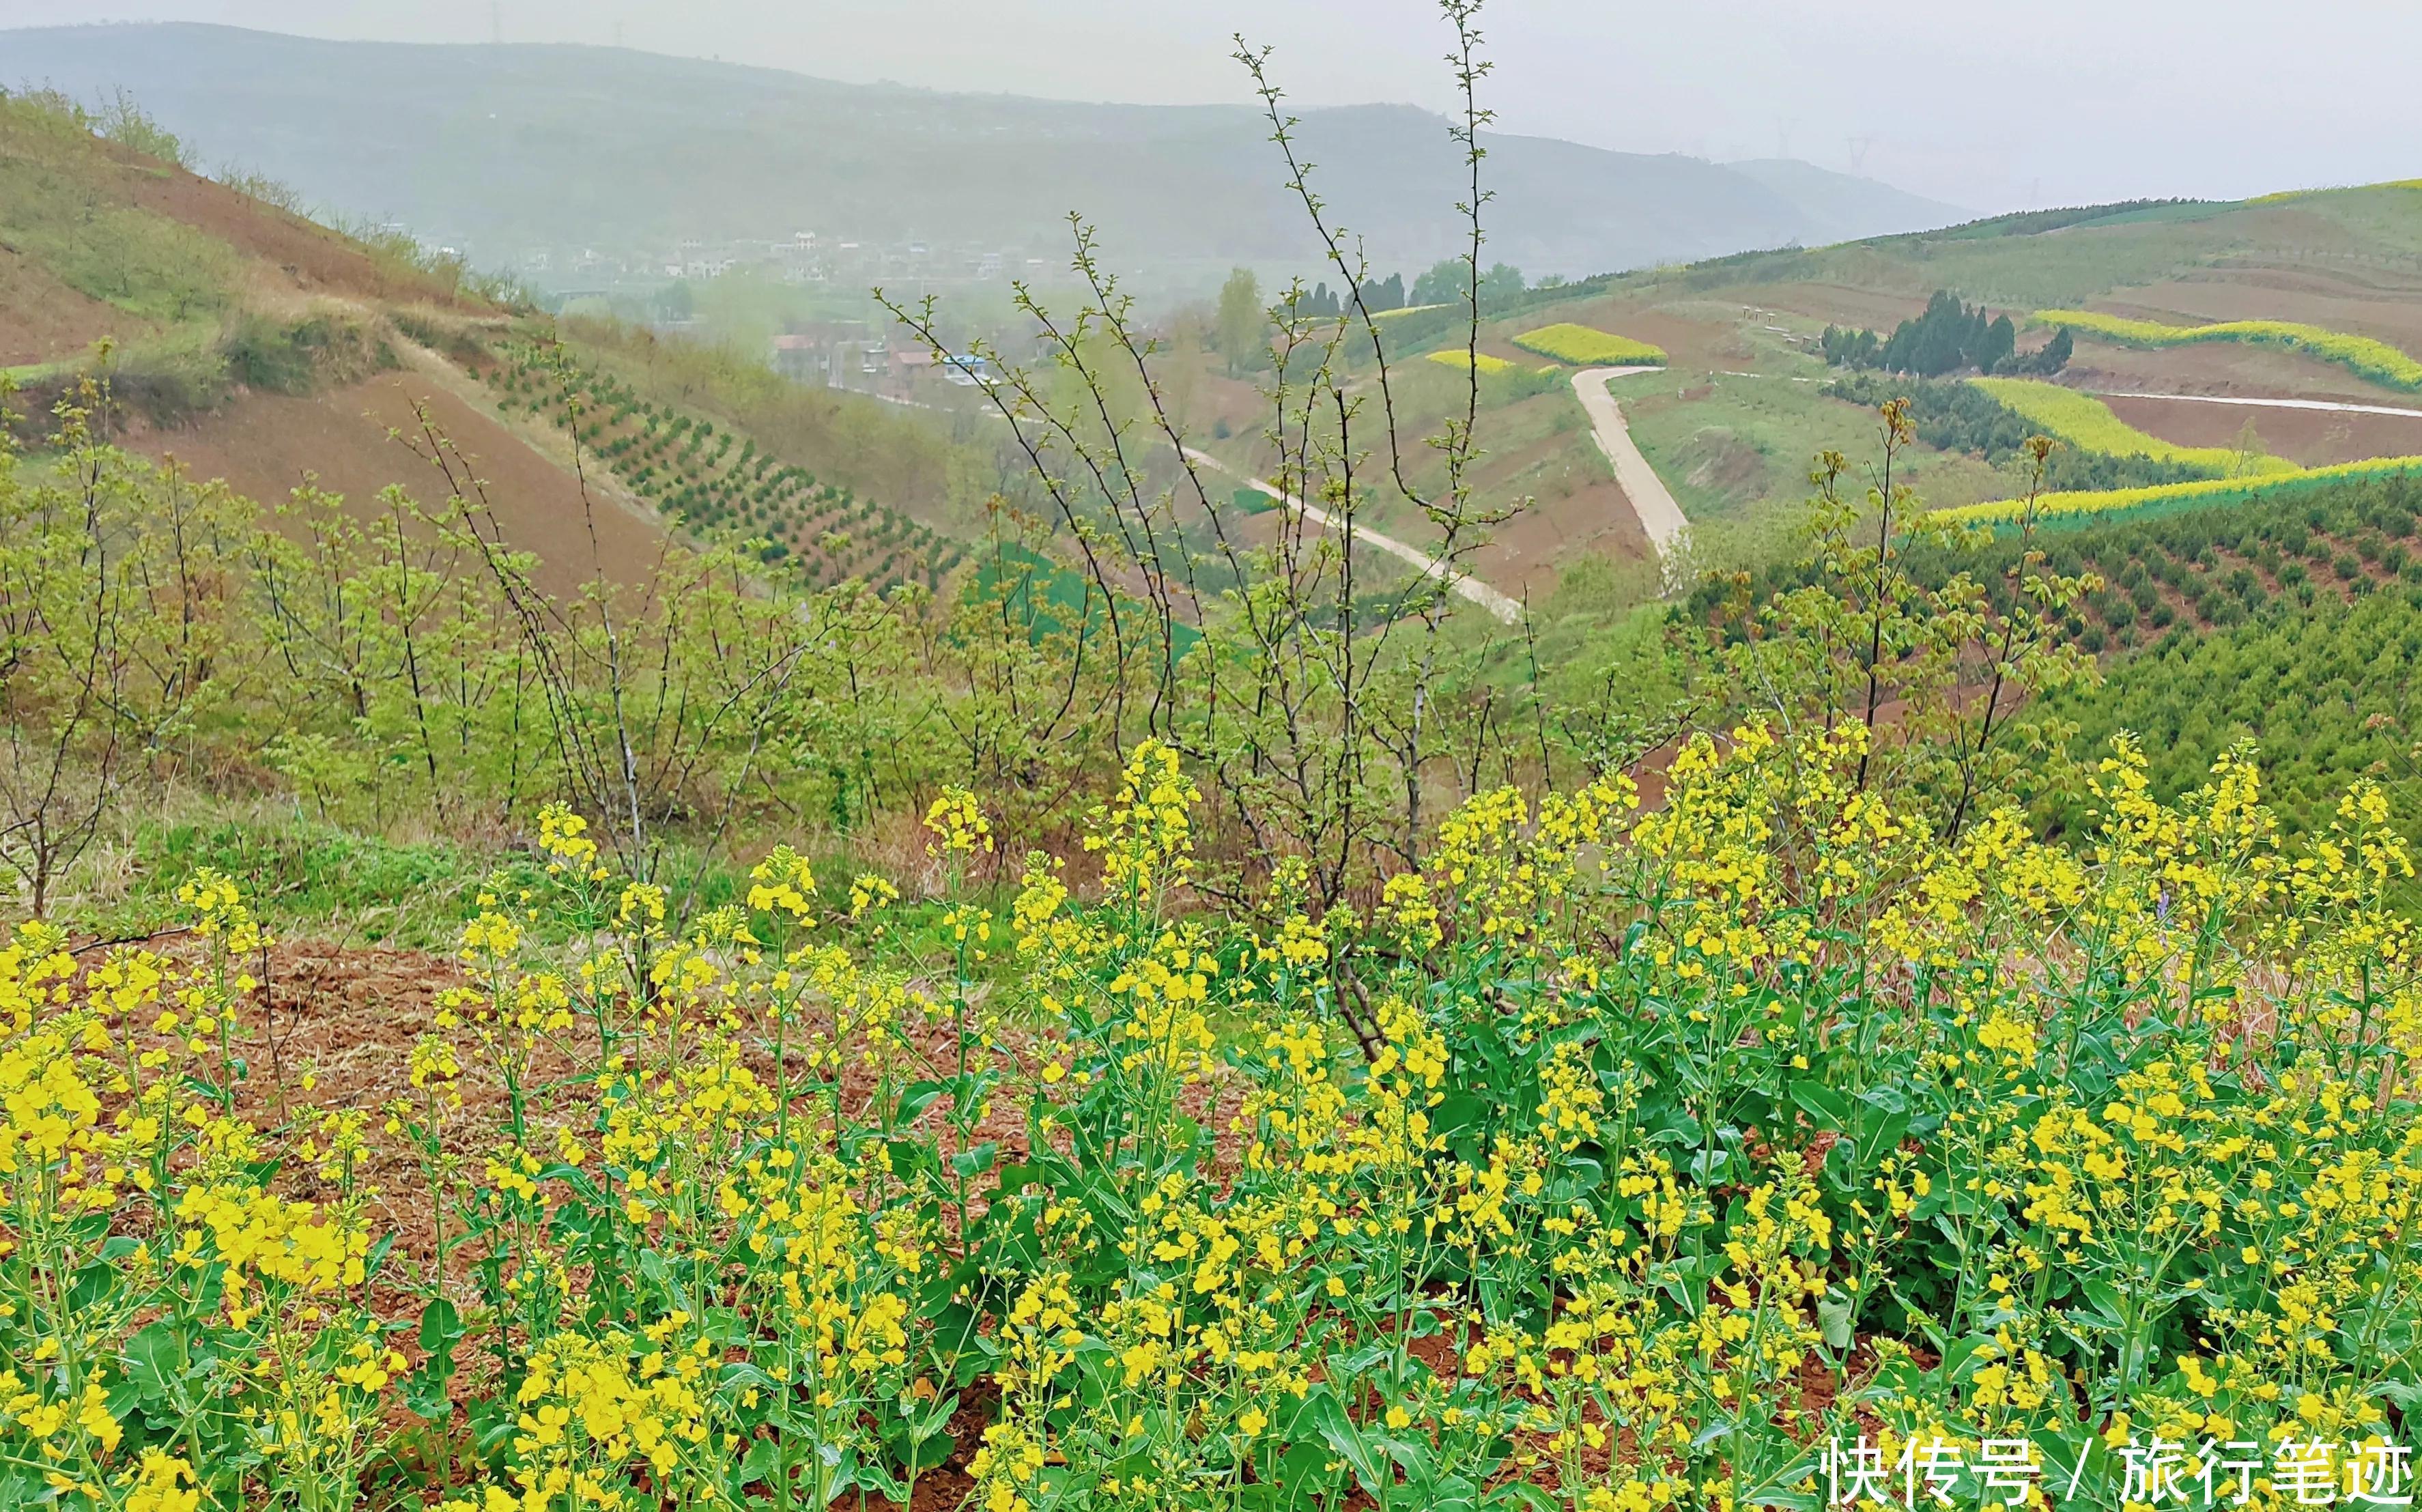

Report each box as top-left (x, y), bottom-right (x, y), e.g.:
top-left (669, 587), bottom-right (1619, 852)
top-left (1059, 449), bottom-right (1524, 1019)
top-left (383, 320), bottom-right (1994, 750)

top-left (1178, 445), bottom-right (1523, 624)
top-left (2090, 389), bottom-right (2422, 420)
top-left (1573, 366), bottom-right (1690, 559)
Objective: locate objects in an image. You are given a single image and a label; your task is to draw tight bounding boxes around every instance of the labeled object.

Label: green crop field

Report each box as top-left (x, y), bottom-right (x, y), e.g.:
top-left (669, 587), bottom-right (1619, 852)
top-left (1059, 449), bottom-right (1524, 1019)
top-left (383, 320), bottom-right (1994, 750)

top-left (1621, 371), bottom-right (2010, 525)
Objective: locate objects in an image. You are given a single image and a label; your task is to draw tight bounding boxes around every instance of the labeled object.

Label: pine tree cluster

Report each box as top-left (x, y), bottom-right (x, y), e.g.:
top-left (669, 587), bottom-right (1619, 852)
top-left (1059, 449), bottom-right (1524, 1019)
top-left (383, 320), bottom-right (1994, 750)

top-left (1821, 290), bottom-right (2069, 377)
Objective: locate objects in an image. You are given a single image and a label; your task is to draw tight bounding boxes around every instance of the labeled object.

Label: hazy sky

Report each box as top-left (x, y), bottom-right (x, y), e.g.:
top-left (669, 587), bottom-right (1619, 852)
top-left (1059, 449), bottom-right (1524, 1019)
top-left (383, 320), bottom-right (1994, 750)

top-left (8, 1), bottom-right (2421, 212)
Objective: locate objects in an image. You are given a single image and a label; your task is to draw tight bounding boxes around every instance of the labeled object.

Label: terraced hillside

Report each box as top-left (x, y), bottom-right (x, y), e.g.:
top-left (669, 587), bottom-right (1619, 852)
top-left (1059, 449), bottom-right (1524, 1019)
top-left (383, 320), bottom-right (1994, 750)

top-left (1692, 470), bottom-right (2422, 841)
top-left (482, 345), bottom-right (965, 592)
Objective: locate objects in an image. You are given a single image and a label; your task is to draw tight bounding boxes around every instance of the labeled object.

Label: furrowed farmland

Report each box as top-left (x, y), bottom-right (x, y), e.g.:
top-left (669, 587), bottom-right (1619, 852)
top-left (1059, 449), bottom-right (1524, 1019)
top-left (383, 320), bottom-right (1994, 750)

top-left (2036, 309), bottom-right (2422, 391)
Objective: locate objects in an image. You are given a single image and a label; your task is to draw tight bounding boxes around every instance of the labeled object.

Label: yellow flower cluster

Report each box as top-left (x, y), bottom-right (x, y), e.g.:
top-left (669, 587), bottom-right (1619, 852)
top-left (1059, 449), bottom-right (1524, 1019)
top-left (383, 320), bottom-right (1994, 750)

top-left (1935, 453), bottom-right (2422, 527)
top-left (1, 725), bottom-right (2417, 1511)
top-left (1083, 739), bottom-right (1199, 902)
top-left (1511, 322), bottom-right (1670, 367)
top-left (2035, 307), bottom-right (2422, 390)
top-left (924, 785), bottom-right (995, 857)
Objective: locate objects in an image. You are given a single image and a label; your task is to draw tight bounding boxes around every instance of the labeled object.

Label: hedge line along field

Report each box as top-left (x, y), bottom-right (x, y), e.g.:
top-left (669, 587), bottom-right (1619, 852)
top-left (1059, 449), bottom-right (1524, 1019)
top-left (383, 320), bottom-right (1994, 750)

top-left (1933, 451), bottom-right (2422, 528)
top-left (2035, 309), bottom-right (2422, 390)
top-left (10, 732), bottom-right (2422, 1512)
top-left (1965, 377), bottom-right (2298, 478)
top-left (1509, 323), bottom-right (1669, 367)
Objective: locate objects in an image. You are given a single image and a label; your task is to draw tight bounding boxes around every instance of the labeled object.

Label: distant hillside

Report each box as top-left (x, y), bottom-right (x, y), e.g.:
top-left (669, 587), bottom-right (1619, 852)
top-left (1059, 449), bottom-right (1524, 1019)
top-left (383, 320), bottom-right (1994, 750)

top-left (1720, 158), bottom-right (1968, 248)
top-left (0, 23), bottom-right (1968, 283)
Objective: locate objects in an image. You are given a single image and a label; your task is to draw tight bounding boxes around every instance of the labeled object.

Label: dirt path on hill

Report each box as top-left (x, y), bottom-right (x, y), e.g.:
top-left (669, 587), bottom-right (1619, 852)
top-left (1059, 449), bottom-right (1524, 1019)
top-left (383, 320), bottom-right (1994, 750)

top-left (1573, 366), bottom-right (1690, 559)
top-left (387, 332), bottom-right (670, 539)
top-left (1177, 445), bottom-right (1524, 624)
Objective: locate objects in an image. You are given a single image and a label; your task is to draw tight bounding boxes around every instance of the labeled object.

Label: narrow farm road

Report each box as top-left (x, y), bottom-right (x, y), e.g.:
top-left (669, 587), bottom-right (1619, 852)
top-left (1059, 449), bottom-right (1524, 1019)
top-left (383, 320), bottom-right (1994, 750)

top-left (1178, 446), bottom-right (1524, 624)
top-left (2090, 389), bottom-right (2422, 420)
top-left (1573, 366), bottom-right (1690, 558)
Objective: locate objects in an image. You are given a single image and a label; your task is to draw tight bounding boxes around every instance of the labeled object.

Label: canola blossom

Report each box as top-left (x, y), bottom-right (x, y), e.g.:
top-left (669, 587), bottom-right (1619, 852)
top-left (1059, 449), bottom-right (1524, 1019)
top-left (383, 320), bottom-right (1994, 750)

top-left (1511, 323), bottom-right (1670, 367)
top-left (1968, 377), bottom-right (2299, 478)
top-left (2035, 309), bottom-right (2422, 391)
top-left (1, 733), bottom-right (2420, 1509)
top-left (1426, 349), bottom-right (1518, 375)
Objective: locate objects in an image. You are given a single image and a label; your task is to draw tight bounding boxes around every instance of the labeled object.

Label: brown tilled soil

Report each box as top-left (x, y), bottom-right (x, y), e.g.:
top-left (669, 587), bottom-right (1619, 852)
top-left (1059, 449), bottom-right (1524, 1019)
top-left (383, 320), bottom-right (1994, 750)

top-left (99, 141), bottom-right (483, 313)
top-left (2063, 341), bottom-right (2391, 403)
top-left (1474, 478), bottom-right (1654, 602)
top-left (127, 368), bottom-right (672, 600)
top-left (0, 244), bottom-right (138, 365)
top-left (2108, 269), bottom-right (2422, 354)
top-left (2101, 391), bottom-right (2422, 467)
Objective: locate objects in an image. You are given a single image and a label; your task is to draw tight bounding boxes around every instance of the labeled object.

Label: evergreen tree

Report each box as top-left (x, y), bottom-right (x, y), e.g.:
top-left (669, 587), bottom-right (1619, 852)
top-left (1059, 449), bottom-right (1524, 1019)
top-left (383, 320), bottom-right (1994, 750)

top-left (1821, 291), bottom-right (2019, 376)
top-left (1979, 313), bottom-right (2017, 374)
top-left (2021, 326), bottom-right (2073, 375)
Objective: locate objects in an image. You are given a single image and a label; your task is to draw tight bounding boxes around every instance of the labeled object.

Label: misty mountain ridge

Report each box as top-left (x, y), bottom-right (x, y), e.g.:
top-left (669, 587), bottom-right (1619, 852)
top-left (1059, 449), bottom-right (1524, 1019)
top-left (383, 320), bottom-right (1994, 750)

top-left (1, 23), bottom-right (1967, 285)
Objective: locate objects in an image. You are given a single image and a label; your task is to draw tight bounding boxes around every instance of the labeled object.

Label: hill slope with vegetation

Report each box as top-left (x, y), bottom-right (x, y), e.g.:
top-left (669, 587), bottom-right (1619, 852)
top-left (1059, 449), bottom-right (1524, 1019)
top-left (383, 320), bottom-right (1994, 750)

top-left (1401, 182), bottom-right (2422, 545)
top-left (8, 18), bottom-right (2422, 1508)
top-left (0, 83), bottom-right (996, 599)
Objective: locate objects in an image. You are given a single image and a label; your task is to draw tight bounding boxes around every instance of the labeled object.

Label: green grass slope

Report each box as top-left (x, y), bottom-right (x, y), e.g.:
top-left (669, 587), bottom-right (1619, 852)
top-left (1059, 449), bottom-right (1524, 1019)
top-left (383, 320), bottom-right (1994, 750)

top-left (0, 85), bottom-right (488, 425)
